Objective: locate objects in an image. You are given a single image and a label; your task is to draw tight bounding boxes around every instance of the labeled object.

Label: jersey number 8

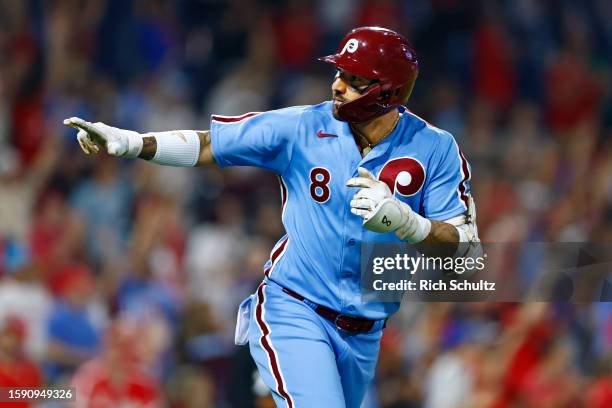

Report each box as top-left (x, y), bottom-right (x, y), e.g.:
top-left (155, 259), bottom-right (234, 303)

top-left (309, 167), bottom-right (331, 203)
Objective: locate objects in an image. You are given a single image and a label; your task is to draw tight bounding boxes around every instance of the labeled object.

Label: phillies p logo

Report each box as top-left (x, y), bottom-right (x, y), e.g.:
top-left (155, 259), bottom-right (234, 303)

top-left (340, 39), bottom-right (359, 55)
top-left (378, 157), bottom-right (426, 197)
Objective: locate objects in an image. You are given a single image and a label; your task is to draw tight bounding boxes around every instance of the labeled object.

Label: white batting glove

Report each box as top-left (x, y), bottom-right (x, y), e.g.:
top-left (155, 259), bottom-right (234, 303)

top-left (346, 167), bottom-right (431, 243)
top-left (63, 117), bottom-right (143, 158)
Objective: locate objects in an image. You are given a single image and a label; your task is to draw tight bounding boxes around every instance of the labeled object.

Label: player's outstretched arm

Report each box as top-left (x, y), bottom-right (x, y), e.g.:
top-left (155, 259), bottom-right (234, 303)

top-left (63, 117), bottom-right (216, 167)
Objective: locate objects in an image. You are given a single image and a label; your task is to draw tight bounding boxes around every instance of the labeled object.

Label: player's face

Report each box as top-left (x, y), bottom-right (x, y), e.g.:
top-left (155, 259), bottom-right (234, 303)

top-left (332, 69), bottom-right (378, 119)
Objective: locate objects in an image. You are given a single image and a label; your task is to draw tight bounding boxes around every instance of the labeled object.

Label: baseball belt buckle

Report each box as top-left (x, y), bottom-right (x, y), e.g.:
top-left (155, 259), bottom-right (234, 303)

top-left (334, 314), bottom-right (359, 335)
top-left (334, 314), bottom-right (349, 334)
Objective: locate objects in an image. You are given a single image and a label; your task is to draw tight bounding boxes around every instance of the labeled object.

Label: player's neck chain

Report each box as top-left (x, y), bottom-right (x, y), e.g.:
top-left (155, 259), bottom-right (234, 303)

top-left (351, 113), bottom-right (401, 156)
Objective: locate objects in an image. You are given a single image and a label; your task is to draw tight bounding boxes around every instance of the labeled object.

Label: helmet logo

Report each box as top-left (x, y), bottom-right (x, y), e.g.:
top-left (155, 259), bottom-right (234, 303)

top-left (340, 39), bottom-right (359, 55)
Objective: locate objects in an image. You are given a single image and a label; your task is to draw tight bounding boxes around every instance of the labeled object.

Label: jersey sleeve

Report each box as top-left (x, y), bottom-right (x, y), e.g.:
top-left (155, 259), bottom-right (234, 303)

top-left (210, 109), bottom-right (298, 174)
top-left (422, 131), bottom-right (471, 220)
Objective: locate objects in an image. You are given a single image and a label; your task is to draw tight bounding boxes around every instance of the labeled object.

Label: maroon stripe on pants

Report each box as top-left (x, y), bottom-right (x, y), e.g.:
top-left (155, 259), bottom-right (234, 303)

top-left (255, 283), bottom-right (294, 407)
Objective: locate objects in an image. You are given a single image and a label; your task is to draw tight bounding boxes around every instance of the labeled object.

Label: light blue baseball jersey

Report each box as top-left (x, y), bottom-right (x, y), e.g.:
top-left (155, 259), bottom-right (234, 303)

top-left (210, 101), bottom-right (471, 320)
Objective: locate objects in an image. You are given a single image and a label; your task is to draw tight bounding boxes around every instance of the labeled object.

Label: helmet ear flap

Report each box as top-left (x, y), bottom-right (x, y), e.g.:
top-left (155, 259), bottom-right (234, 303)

top-left (337, 84), bottom-right (394, 123)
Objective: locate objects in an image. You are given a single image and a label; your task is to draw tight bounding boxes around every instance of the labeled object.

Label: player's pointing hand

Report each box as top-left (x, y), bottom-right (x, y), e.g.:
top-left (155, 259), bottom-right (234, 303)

top-left (63, 117), bottom-right (143, 158)
top-left (64, 117), bottom-right (101, 155)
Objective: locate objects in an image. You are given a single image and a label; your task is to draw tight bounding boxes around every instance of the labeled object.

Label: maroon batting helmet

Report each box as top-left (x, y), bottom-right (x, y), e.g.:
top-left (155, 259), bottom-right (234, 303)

top-left (319, 27), bottom-right (419, 123)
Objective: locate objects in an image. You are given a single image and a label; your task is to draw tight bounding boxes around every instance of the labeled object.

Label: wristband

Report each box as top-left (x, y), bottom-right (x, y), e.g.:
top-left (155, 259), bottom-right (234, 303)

top-left (395, 201), bottom-right (432, 243)
top-left (149, 131), bottom-right (200, 167)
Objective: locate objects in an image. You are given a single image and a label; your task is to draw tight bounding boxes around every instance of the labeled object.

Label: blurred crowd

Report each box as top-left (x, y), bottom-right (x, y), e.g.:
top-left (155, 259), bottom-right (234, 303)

top-left (0, 0), bottom-right (611, 407)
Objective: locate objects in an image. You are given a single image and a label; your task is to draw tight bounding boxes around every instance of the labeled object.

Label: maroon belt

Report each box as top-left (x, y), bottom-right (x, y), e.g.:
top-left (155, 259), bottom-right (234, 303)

top-left (282, 287), bottom-right (377, 334)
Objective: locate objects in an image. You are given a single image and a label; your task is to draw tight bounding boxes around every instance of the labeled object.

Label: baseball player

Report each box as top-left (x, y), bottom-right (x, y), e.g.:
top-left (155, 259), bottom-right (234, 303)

top-left (64, 27), bottom-right (479, 407)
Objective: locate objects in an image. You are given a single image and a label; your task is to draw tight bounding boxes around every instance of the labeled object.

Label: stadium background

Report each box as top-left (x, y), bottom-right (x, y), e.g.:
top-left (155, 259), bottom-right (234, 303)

top-left (0, 0), bottom-right (611, 406)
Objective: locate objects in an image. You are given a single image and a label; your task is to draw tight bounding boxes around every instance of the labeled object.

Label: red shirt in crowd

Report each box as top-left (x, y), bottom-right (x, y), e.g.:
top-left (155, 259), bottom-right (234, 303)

top-left (0, 358), bottom-right (43, 408)
top-left (72, 359), bottom-right (163, 408)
